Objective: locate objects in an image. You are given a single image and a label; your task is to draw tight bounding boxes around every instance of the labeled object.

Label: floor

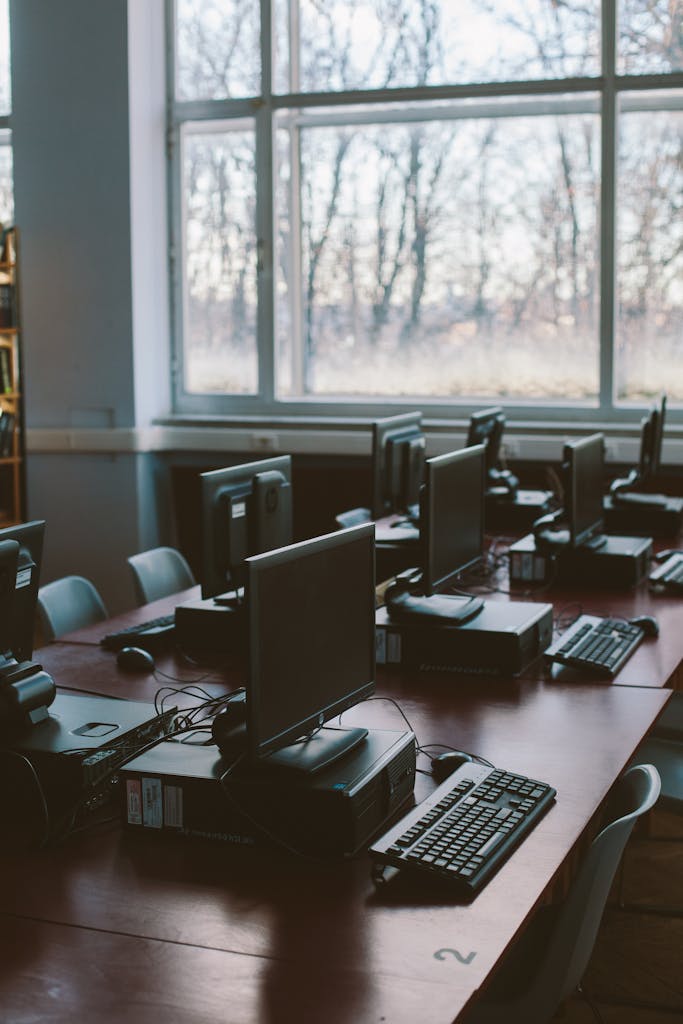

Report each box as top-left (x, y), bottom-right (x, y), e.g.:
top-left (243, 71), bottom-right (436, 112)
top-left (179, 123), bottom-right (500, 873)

top-left (563, 808), bottom-right (682, 1022)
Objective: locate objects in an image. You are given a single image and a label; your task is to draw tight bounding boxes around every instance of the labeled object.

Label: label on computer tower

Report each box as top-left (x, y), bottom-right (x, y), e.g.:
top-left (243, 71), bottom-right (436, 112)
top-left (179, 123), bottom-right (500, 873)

top-left (142, 777), bottom-right (163, 829)
top-left (126, 779), bottom-right (142, 825)
top-left (164, 784), bottom-right (184, 829)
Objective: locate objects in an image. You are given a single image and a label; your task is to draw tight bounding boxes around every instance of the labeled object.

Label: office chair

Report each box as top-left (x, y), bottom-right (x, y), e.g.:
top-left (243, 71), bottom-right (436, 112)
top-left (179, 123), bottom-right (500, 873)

top-left (127, 545), bottom-right (196, 606)
top-left (461, 764), bottom-right (661, 1024)
top-left (37, 575), bottom-right (108, 642)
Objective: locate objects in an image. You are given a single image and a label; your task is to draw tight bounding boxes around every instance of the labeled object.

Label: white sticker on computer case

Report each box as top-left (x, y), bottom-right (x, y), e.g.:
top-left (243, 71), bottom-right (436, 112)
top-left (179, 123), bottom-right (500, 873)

top-left (232, 500), bottom-right (247, 518)
top-left (126, 779), bottom-right (142, 825)
top-left (16, 567), bottom-right (32, 589)
top-left (141, 777), bottom-right (163, 829)
top-left (164, 785), bottom-right (184, 829)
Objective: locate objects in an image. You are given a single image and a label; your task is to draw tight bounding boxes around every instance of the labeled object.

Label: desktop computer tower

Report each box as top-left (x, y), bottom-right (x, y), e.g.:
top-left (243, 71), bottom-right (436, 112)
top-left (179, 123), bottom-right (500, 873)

top-left (484, 488), bottom-right (555, 533)
top-left (509, 533), bottom-right (653, 588)
top-left (376, 600), bottom-right (553, 676)
top-left (174, 596), bottom-right (247, 655)
top-left (121, 727), bottom-right (417, 857)
top-left (603, 494), bottom-right (683, 539)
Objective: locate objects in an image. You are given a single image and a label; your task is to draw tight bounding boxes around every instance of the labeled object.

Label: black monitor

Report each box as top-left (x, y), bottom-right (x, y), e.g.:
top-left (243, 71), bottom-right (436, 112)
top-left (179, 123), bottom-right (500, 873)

top-left (641, 394), bottom-right (667, 481)
top-left (371, 413), bottom-right (425, 518)
top-left (0, 519), bottom-right (45, 663)
top-left (564, 434), bottom-right (605, 548)
top-left (200, 456), bottom-right (293, 599)
top-left (466, 407), bottom-right (505, 474)
top-left (246, 524), bottom-right (375, 773)
top-left (420, 444), bottom-right (486, 596)
top-left (466, 406), bottom-right (518, 496)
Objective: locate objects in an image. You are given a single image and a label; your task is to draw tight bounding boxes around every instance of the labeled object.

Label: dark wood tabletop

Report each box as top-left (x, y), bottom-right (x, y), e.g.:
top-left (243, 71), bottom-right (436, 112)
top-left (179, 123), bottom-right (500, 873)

top-left (1, 623), bottom-right (674, 1023)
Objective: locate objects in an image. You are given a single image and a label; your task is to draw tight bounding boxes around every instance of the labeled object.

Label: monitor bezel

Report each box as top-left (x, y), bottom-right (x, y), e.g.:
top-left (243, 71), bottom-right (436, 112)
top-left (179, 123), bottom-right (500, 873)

top-left (200, 455), bottom-right (292, 599)
top-left (421, 444), bottom-right (485, 596)
top-left (246, 524), bottom-right (376, 762)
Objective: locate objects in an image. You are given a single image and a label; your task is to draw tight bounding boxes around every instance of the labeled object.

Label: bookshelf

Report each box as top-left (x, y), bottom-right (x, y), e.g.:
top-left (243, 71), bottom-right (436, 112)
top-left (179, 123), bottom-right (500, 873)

top-left (0, 227), bottom-right (24, 526)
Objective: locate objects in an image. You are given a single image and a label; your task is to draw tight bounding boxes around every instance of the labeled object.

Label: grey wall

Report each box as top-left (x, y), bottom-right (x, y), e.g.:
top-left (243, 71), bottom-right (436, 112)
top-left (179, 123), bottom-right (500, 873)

top-left (10, 0), bottom-right (170, 611)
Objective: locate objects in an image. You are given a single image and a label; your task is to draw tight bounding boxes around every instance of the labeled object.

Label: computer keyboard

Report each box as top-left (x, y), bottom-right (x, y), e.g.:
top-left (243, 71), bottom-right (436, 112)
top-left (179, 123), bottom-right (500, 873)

top-left (649, 552), bottom-right (683, 593)
top-left (370, 761), bottom-right (555, 898)
top-left (100, 613), bottom-right (176, 652)
top-left (544, 614), bottom-right (644, 678)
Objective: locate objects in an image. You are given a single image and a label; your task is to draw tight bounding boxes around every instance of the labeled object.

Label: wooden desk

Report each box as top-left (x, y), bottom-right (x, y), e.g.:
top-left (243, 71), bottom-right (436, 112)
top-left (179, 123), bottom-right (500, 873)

top-left (0, 633), bottom-right (673, 1023)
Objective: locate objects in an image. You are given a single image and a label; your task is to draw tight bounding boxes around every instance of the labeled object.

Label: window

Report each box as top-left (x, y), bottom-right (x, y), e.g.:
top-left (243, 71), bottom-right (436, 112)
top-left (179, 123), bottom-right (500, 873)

top-left (0, 0), bottom-right (12, 225)
top-left (168, 0), bottom-right (683, 422)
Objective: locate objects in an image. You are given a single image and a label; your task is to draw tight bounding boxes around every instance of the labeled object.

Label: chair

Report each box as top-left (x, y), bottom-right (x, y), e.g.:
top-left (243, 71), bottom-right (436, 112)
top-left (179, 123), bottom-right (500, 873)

top-left (462, 764), bottom-right (661, 1024)
top-left (37, 575), bottom-right (108, 642)
top-left (127, 546), bottom-right (196, 606)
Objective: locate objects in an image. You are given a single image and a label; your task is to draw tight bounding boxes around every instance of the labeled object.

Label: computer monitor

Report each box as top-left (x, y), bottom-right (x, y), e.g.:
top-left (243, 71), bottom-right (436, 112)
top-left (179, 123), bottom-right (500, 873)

top-left (246, 524), bottom-right (375, 772)
top-left (200, 456), bottom-right (292, 600)
top-left (371, 413), bottom-right (425, 518)
top-left (564, 434), bottom-right (605, 548)
top-left (466, 406), bottom-right (518, 496)
top-left (420, 444), bottom-right (486, 597)
top-left (640, 394), bottom-right (667, 481)
top-left (0, 520), bottom-right (45, 663)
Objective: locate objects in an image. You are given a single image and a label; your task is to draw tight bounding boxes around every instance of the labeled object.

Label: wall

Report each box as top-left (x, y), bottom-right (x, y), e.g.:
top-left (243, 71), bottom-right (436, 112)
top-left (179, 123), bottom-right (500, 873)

top-left (9, 0), bottom-right (169, 611)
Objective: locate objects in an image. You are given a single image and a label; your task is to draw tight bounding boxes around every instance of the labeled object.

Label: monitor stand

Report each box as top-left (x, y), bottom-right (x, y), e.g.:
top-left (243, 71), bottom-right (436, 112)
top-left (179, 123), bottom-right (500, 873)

top-left (385, 586), bottom-right (484, 625)
top-left (212, 587), bottom-right (245, 609)
top-left (264, 725), bottom-right (369, 776)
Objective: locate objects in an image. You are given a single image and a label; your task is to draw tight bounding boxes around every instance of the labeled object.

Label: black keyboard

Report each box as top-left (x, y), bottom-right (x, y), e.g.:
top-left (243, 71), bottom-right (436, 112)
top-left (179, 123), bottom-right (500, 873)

top-left (649, 552), bottom-right (683, 594)
top-left (100, 614), bottom-right (176, 651)
top-left (370, 762), bottom-right (555, 898)
top-left (544, 614), bottom-right (644, 678)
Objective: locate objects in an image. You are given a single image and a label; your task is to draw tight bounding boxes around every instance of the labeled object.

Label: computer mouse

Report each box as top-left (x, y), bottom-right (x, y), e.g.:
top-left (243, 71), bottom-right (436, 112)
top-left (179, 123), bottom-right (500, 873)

top-left (628, 615), bottom-right (659, 638)
top-left (431, 750), bottom-right (474, 783)
top-left (116, 646), bottom-right (156, 673)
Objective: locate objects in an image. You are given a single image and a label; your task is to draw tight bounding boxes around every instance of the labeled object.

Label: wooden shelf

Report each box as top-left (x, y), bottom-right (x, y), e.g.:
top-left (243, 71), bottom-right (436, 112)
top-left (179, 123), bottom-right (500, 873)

top-left (0, 227), bottom-right (23, 522)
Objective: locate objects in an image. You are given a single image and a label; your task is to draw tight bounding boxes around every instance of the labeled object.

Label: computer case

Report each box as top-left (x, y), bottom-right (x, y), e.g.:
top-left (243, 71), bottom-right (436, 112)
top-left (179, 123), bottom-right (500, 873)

top-left (603, 494), bottom-right (683, 539)
top-left (174, 596), bottom-right (247, 655)
top-left (375, 600), bottom-right (553, 676)
top-left (509, 532), bottom-right (653, 588)
top-left (121, 727), bottom-right (417, 857)
top-left (484, 488), bottom-right (555, 533)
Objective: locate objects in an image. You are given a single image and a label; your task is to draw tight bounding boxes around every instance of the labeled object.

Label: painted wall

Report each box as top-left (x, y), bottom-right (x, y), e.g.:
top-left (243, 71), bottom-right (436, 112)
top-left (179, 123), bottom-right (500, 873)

top-left (9, 0), bottom-right (169, 611)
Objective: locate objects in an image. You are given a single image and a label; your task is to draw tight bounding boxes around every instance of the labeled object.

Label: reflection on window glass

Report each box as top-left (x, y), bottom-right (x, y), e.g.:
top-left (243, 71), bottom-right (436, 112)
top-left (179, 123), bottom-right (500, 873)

top-left (618, 0), bottom-right (683, 74)
top-left (182, 127), bottom-right (257, 395)
top-left (616, 98), bottom-right (683, 402)
top-left (0, 0), bottom-right (10, 117)
top-left (276, 103), bottom-right (600, 400)
top-left (176, 0), bottom-right (260, 101)
top-left (274, 0), bottom-right (600, 94)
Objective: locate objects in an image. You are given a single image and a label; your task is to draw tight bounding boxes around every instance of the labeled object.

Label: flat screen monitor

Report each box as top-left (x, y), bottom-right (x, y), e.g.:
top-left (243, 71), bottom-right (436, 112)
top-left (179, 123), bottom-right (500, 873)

top-left (639, 394), bottom-right (667, 481)
top-left (0, 520), bottom-right (45, 663)
top-left (371, 413), bottom-right (425, 518)
top-left (200, 456), bottom-right (292, 599)
top-left (466, 406), bottom-right (505, 474)
top-left (420, 444), bottom-right (485, 597)
top-left (564, 434), bottom-right (605, 548)
top-left (246, 524), bottom-right (376, 766)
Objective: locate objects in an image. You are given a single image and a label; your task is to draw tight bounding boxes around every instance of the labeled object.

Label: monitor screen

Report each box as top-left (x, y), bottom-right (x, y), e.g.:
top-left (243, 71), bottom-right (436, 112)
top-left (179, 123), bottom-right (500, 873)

top-left (370, 413), bottom-right (425, 517)
top-left (200, 456), bottom-right (292, 599)
top-left (420, 445), bottom-right (485, 596)
top-left (0, 520), bottom-right (45, 662)
top-left (564, 434), bottom-right (604, 547)
top-left (466, 407), bottom-right (505, 473)
top-left (246, 524), bottom-right (376, 761)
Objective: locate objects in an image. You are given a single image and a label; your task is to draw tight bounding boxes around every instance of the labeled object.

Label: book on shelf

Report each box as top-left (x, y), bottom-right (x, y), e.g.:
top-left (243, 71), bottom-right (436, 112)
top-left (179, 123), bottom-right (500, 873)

top-left (0, 409), bottom-right (15, 457)
top-left (0, 276), bottom-right (13, 329)
top-left (0, 225), bottom-right (16, 265)
top-left (0, 347), bottom-right (12, 393)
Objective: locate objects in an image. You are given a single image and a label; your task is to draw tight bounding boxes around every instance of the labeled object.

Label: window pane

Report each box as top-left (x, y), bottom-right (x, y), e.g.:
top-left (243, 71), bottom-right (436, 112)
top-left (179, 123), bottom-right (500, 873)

top-left (616, 95), bottom-right (683, 402)
top-left (175, 0), bottom-right (260, 101)
top-left (0, 134), bottom-right (13, 224)
top-left (274, 0), bottom-right (600, 94)
top-left (0, 0), bottom-right (9, 116)
top-left (618, 1), bottom-right (683, 74)
top-left (276, 100), bottom-right (600, 401)
top-left (181, 126), bottom-right (258, 395)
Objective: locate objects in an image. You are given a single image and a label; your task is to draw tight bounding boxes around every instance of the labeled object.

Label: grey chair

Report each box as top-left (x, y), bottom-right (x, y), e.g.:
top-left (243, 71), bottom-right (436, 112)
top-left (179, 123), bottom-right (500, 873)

top-left (462, 764), bottom-right (661, 1024)
top-left (127, 546), bottom-right (196, 606)
top-left (37, 575), bottom-right (108, 642)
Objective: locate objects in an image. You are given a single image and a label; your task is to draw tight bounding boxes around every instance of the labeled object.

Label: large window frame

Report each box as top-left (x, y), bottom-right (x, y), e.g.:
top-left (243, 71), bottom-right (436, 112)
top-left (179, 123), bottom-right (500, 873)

top-left (166, 0), bottom-right (683, 426)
